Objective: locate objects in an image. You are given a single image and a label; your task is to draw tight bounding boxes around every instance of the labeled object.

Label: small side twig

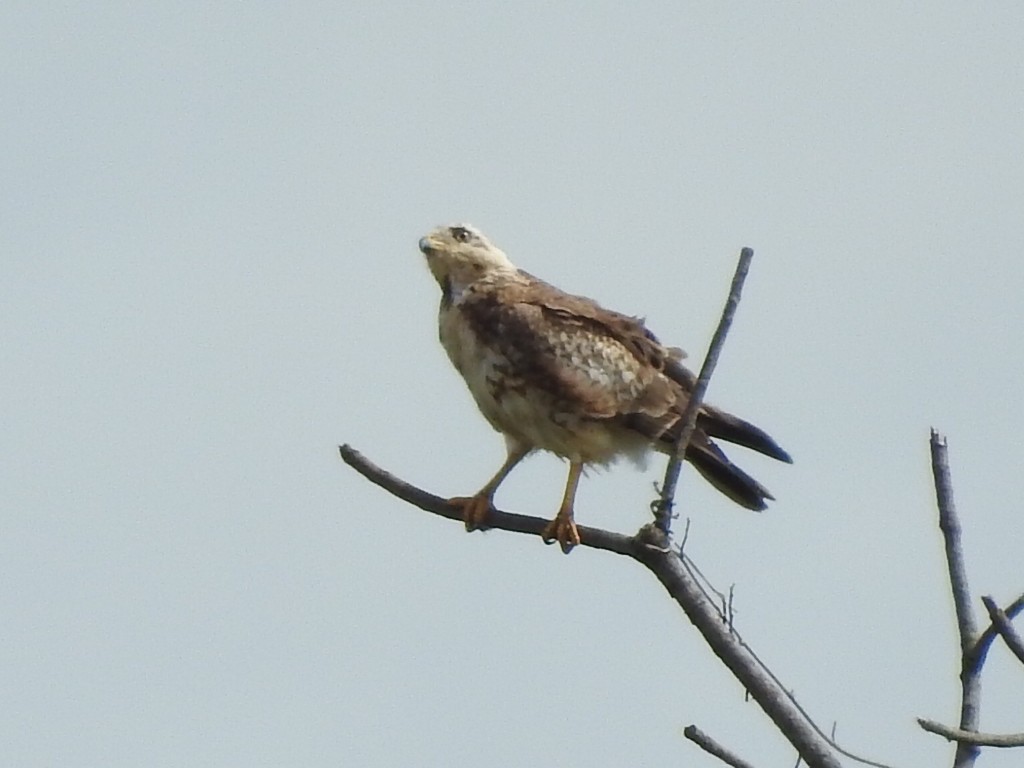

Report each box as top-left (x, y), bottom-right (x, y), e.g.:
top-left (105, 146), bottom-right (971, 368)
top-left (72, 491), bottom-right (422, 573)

top-left (678, 562), bottom-right (895, 768)
top-left (655, 247), bottom-right (755, 535)
top-left (683, 724), bottom-right (758, 768)
top-left (980, 595), bottom-right (1024, 666)
top-left (970, 594), bottom-right (1024, 671)
top-left (917, 719), bottom-right (1024, 748)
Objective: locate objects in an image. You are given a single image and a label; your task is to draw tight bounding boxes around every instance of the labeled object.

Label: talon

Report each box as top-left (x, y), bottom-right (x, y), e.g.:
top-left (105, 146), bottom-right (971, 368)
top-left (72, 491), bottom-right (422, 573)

top-left (447, 495), bottom-right (493, 531)
top-left (541, 512), bottom-right (580, 554)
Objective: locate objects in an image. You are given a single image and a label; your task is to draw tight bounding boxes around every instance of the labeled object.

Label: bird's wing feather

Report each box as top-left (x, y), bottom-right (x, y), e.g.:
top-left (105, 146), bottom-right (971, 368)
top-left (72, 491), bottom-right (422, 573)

top-left (458, 274), bottom-right (678, 420)
top-left (517, 271), bottom-right (682, 370)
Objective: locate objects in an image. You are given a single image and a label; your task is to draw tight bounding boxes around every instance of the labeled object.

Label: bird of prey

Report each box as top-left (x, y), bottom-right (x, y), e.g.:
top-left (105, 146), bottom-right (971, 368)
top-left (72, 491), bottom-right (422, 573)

top-left (417, 223), bottom-right (791, 553)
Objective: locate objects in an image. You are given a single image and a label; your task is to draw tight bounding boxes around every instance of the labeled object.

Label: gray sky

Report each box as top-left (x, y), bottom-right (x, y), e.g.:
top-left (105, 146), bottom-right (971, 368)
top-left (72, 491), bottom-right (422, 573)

top-left (3, 3), bottom-right (1022, 766)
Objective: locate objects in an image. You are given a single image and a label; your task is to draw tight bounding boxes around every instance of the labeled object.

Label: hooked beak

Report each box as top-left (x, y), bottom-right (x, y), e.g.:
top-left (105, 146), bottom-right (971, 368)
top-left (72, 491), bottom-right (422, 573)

top-left (418, 235), bottom-right (439, 256)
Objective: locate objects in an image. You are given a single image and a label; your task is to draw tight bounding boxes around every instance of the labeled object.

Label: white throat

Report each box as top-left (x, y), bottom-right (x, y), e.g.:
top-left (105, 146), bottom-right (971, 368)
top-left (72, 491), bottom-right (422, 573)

top-left (447, 277), bottom-right (472, 304)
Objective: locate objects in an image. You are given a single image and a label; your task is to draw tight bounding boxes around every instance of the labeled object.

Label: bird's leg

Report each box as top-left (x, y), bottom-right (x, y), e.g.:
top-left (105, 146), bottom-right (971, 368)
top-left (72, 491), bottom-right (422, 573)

top-left (541, 461), bottom-right (583, 554)
top-left (448, 447), bottom-right (528, 531)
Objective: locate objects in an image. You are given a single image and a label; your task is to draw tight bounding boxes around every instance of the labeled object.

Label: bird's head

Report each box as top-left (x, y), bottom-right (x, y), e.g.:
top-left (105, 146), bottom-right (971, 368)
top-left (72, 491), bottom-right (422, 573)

top-left (418, 224), bottom-right (516, 291)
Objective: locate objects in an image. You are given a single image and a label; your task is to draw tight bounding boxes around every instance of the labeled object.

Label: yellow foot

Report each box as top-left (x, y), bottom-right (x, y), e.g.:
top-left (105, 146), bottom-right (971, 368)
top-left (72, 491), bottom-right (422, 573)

top-left (541, 514), bottom-right (581, 554)
top-left (447, 495), bottom-right (493, 531)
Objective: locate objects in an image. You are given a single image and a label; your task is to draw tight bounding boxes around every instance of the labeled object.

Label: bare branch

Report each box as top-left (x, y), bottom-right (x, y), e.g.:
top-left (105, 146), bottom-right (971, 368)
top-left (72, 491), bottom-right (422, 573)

top-left (930, 430), bottom-right (978, 655)
top-left (683, 724), bottom-right (758, 768)
top-left (636, 525), bottom-right (845, 767)
top-left (917, 719), bottom-right (1024, 748)
top-left (340, 445), bottom-right (843, 767)
top-left (972, 594), bottom-right (1024, 669)
top-left (930, 429), bottom-right (982, 768)
top-left (708, 611), bottom-right (896, 768)
top-left (339, 445), bottom-right (634, 556)
top-left (674, 565), bottom-right (896, 767)
top-left (342, 445), bottom-right (904, 766)
top-left (981, 595), bottom-right (1024, 667)
top-left (655, 247), bottom-right (755, 535)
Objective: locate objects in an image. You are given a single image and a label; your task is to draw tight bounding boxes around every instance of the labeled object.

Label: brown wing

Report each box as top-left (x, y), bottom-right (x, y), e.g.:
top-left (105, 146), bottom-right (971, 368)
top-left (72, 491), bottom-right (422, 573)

top-left (516, 271), bottom-right (682, 372)
top-left (457, 274), bottom-right (678, 421)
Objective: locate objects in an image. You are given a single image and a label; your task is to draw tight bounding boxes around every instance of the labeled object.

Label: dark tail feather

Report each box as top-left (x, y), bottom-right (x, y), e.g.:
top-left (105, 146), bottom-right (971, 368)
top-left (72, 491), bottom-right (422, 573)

top-left (698, 405), bottom-right (793, 463)
top-left (619, 406), bottom-right (788, 511)
top-left (662, 359), bottom-right (792, 463)
top-left (686, 437), bottom-right (774, 511)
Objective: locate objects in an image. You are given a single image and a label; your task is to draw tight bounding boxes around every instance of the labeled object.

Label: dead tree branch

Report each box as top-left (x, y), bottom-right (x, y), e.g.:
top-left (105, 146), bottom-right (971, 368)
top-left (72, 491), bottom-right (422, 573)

top-left (924, 432), bottom-right (1024, 763)
top-left (917, 719), bottom-right (1024, 748)
top-left (655, 247), bottom-right (754, 536)
top-left (970, 594), bottom-right (1024, 672)
top-left (929, 429), bottom-right (982, 768)
top-left (339, 444), bottom-right (843, 768)
top-left (338, 445), bottom-right (634, 556)
top-left (980, 596), bottom-right (1024, 667)
top-left (683, 724), bottom-right (758, 768)
top-left (687, 580), bottom-right (894, 768)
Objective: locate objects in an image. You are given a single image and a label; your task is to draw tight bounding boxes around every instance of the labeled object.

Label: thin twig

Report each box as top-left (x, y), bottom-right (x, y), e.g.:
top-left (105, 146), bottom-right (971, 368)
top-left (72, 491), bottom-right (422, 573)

top-left (680, 554), bottom-right (729, 617)
top-left (971, 594), bottom-right (1024, 670)
top-left (929, 429), bottom-right (981, 768)
top-left (655, 247), bottom-right (755, 535)
top-left (677, 550), bottom-right (896, 768)
top-left (981, 596), bottom-right (1024, 666)
top-left (683, 725), bottom-right (758, 768)
top-left (917, 719), bottom-right (1024, 748)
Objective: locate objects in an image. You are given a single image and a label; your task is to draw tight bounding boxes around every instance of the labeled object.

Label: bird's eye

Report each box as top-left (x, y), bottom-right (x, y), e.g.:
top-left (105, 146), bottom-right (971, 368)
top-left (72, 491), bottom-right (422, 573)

top-left (450, 226), bottom-right (472, 243)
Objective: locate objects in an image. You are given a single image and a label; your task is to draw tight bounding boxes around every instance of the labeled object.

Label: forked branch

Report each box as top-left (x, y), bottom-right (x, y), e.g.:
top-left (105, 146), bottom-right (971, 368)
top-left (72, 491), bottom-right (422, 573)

top-left (340, 443), bottom-right (845, 767)
top-left (970, 594), bottom-right (1024, 672)
top-left (980, 596), bottom-right (1024, 667)
top-left (921, 431), bottom-right (1024, 766)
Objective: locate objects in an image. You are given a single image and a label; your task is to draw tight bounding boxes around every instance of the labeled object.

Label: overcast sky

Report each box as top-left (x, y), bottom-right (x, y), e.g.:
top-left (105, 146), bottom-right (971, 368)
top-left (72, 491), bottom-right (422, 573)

top-left (3, 3), bottom-right (1023, 766)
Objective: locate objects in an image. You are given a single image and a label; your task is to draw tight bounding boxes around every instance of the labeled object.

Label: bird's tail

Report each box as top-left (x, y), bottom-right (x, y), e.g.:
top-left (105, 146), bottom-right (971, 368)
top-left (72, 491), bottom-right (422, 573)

top-left (622, 403), bottom-right (790, 511)
top-left (661, 358), bottom-right (792, 464)
top-left (697, 405), bottom-right (793, 464)
top-left (684, 435), bottom-right (775, 511)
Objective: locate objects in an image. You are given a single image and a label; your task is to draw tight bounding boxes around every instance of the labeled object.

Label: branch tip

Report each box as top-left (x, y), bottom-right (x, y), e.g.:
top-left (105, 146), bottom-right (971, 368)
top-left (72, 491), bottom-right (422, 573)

top-left (656, 246), bottom-right (755, 535)
top-left (683, 725), bottom-right (757, 768)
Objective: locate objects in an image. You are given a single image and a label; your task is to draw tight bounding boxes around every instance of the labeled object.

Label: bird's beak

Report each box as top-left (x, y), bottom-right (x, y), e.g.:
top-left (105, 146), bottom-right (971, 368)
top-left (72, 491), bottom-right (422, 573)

top-left (418, 235), bottom-right (437, 256)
